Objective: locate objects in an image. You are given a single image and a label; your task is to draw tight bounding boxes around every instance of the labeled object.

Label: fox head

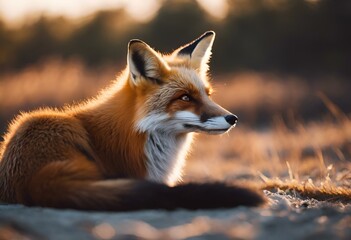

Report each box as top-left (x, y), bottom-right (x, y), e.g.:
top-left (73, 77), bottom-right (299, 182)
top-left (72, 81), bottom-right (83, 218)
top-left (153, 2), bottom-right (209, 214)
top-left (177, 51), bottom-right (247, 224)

top-left (127, 31), bottom-right (238, 135)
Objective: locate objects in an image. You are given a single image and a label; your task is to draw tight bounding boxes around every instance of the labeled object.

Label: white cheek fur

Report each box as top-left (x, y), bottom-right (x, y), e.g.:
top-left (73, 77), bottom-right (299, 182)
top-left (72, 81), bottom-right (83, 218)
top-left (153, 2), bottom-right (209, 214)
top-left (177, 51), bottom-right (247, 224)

top-left (202, 116), bottom-right (233, 129)
top-left (135, 113), bottom-right (168, 133)
top-left (174, 111), bottom-right (232, 131)
top-left (173, 111), bottom-right (200, 122)
top-left (136, 110), bottom-right (233, 134)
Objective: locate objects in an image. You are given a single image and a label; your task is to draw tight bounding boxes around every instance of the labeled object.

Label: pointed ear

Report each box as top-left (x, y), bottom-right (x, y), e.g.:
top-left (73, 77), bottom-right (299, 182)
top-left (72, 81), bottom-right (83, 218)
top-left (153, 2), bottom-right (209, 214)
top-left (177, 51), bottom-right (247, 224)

top-left (128, 39), bottom-right (170, 86)
top-left (174, 31), bottom-right (215, 73)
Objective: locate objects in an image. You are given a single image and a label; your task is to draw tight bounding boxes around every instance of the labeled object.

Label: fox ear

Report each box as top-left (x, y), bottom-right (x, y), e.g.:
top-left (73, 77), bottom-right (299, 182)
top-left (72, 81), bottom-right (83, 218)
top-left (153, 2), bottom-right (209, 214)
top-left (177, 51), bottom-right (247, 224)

top-left (128, 40), bottom-right (170, 86)
top-left (174, 31), bottom-right (215, 73)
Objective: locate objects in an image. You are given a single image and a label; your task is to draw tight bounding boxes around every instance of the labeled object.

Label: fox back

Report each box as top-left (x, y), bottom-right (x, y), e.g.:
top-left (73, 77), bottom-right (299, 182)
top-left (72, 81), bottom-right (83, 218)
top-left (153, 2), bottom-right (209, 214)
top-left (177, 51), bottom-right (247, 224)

top-left (0, 31), bottom-right (265, 211)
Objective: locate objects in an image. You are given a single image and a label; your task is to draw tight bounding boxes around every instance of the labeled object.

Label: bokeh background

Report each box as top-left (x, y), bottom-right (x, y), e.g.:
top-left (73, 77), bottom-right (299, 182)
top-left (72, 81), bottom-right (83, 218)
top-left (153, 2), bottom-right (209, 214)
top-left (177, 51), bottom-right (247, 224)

top-left (0, 0), bottom-right (350, 184)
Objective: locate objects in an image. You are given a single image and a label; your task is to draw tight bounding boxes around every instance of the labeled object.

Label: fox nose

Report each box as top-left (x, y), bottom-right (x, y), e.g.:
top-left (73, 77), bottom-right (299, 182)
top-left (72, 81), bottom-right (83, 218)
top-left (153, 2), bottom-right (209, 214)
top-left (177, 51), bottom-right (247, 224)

top-left (225, 115), bottom-right (238, 125)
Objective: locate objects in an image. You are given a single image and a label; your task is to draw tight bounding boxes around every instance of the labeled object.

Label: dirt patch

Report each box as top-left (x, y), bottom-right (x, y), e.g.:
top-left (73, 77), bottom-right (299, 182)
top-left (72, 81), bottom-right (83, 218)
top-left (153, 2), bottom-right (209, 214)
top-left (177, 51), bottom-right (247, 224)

top-left (1, 191), bottom-right (350, 240)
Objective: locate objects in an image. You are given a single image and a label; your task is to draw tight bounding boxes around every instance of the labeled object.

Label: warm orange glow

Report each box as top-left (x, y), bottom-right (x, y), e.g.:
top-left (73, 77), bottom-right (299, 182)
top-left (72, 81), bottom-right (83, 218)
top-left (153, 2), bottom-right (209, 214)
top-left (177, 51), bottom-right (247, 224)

top-left (124, 0), bottom-right (161, 22)
top-left (196, 0), bottom-right (229, 20)
top-left (0, 0), bottom-right (161, 26)
top-left (0, 0), bottom-right (232, 25)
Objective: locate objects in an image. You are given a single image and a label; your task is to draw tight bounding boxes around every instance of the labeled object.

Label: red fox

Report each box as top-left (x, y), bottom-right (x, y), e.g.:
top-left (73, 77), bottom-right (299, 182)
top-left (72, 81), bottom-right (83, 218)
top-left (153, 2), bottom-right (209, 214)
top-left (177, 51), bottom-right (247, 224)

top-left (0, 31), bottom-right (265, 211)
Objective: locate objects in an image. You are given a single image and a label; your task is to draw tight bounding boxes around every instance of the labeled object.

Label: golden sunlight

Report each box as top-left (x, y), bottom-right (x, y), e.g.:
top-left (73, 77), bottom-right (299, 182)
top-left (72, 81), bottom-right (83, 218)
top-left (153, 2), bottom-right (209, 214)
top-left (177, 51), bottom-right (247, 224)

top-left (0, 0), bottom-right (232, 25)
top-left (0, 0), bottom-right (161, 26)
top-left (124, 0), bottom-right (161, 22)
top-left (196, 0), bottom-right (229, 20)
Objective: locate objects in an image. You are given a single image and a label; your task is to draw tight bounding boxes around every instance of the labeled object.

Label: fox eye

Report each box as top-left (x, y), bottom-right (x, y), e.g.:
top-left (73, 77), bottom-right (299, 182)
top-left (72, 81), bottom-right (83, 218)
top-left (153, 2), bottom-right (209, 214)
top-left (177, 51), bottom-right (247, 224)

top-left (180, 94), bottom-right (191, 102)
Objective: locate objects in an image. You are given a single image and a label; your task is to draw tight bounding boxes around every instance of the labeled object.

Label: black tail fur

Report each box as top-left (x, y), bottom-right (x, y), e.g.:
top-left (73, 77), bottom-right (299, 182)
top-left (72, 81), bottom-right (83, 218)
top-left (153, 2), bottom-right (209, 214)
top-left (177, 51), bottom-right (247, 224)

top-left (110, 181), bottom-right (265, 211)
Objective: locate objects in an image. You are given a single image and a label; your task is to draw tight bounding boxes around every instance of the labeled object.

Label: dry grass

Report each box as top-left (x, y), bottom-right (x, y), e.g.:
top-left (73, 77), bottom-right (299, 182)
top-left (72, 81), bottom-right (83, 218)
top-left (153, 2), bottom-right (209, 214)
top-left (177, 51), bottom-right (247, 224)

top-left (0, 58), bottom-right (114, 110)
top-left (186, 118), bottom-right (351, 200)
top-left (0, 59), bottom-right (350, 203)
top-left (261, 178), bottom-right (351, 203)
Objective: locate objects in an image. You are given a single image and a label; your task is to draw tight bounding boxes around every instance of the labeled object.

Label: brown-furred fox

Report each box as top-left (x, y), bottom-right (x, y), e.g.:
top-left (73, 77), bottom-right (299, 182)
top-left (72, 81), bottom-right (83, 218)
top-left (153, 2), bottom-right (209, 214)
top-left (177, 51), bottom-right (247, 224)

top-left (0, 31), bottom-right (265, 211)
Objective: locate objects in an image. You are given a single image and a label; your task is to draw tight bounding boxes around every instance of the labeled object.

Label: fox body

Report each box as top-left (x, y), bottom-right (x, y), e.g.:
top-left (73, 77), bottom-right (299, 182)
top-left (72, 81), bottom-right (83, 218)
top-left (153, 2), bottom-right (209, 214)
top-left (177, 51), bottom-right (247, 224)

top-left (0, 31), bottom-right (264, 211)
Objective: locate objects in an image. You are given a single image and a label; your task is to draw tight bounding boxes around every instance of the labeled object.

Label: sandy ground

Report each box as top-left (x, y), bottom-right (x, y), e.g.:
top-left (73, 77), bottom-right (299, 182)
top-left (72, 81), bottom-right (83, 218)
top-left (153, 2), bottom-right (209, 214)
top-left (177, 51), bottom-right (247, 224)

top-left (1, 191), bottom-right (350, 240)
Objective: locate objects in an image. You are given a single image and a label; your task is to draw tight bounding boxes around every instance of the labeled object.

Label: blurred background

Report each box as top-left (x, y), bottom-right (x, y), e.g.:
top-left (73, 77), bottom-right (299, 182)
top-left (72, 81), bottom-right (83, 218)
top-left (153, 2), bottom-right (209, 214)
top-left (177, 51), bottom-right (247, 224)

top-left (0, 0), bottom-right (350, 182)
top-left (1, 0), bottom-right (350, 130)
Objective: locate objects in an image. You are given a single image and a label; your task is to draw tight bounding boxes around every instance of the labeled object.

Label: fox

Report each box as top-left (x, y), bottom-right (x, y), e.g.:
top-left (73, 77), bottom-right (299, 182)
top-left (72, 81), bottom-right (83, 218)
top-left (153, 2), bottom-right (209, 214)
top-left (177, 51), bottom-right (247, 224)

top-left (0, 31), bottom-right (265, 211)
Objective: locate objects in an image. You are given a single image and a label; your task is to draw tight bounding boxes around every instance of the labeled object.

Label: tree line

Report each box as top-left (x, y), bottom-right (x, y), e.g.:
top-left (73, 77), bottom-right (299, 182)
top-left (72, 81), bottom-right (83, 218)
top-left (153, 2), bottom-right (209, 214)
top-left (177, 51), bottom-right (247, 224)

top-left (0, 0), bottom-right (350, 77)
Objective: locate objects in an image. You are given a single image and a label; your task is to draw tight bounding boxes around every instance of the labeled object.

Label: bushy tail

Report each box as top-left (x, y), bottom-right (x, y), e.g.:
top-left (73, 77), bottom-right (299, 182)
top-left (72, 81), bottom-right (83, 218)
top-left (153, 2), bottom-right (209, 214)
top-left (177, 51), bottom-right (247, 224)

top-left (22, 160), bottom-right (265, 211)
top-left (26, 179), bottom-right (265, 211)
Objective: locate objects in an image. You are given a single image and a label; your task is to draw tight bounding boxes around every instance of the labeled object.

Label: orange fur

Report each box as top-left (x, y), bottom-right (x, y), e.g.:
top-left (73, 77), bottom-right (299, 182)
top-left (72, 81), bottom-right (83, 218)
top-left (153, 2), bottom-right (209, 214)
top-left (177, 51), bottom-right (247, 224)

top-left (74, 77), bottom-right (149, 178)
top-left (0, 32), bottom-right (264, 210)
